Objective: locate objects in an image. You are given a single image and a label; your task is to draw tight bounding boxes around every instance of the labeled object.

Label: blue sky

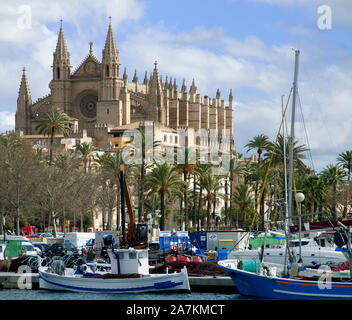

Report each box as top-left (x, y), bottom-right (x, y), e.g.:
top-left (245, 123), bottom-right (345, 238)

top-left (1, 0), bottom-right (352, 172)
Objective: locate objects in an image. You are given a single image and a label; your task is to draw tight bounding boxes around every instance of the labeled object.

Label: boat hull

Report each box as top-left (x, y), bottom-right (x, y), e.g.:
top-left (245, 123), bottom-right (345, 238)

top-left (39, 267), bottom-right (190, 293)
top-left (219, 260), bottom-right (352, 300)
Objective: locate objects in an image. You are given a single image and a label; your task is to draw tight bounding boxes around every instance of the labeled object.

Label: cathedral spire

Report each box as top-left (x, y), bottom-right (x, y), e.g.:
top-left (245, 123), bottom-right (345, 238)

top-left (16, 67), bottom-right (32, 134)
top-left (53, 23), bottom-right (70, 80)
top-left (54, 24), bottom-right (70, 62)
top-left (18, 67), bottom-right (32, 105)
top-left (102, 19), bottom-right (120, 78)
top-left (103, 21), bottom-right (118, 58)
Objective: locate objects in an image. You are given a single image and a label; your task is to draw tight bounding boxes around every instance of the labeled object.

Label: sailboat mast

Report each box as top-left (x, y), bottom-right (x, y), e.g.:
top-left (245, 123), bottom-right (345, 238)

top-left (282, 94), bottom-right (289, 234)
top-left (288, 50), bottom-right (300, 227)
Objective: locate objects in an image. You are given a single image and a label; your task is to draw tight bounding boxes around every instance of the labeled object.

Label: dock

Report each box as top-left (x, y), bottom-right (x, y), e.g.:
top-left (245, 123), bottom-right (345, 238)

top-left (0, 272), bottom-right (39, 289)
top-left (188, 276), bottom-right (238, 293)
top-left (0, 273), bottom-right (236, 293)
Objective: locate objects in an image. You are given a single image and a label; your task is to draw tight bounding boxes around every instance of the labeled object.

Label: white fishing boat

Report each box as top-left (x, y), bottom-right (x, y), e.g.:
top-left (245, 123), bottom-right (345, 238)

top-left (39, 247), bottom-right (190, 293)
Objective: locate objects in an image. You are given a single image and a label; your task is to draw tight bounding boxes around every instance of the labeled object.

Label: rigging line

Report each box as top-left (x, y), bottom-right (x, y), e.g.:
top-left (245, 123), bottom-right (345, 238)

top-left (245, 88), bottom-right (293, 248)
top-left (297, 90), bottom-right (315, 172)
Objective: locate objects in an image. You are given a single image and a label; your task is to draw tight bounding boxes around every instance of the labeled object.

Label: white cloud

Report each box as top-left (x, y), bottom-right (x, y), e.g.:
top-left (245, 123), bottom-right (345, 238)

top-left (120, 25), bottom-right (293, 97)
top-left (0, 111), bottom-right (15, 133)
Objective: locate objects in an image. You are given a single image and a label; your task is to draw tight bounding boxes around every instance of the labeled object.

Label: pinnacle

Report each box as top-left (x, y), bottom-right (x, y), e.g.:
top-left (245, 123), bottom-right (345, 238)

top-left (123, 67), bottom-right (128, 80)
top-left (216, 88), bottom-right (221, 99)
top-left (149, 61), bottom-right (162, 95)
top-left (181, 79), bottom-right (187, 93)
top-left (89, 42), bottom-right (93, 56)
top-left (190, 78), bottom-right (197, 94)
top-left (133, 69), bottom-right (138, 83)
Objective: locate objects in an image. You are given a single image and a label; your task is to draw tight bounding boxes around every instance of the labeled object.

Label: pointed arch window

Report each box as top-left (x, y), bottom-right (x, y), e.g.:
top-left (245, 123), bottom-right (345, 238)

top-left (106, 65), bottom-right (110, 77)
top-left (57, 67), bottom-right (61, 79)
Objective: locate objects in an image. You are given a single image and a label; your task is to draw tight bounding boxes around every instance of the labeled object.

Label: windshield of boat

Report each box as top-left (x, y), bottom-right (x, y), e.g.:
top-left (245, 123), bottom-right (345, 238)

top-left (289, 240), bottom-right (310, 247)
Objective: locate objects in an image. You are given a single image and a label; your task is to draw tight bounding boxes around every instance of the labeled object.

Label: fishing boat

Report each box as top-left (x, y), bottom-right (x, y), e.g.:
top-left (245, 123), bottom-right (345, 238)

top-left (218, 255), bottom-right (352, 300)
top-left (39, 247), bottom-right (190, 293)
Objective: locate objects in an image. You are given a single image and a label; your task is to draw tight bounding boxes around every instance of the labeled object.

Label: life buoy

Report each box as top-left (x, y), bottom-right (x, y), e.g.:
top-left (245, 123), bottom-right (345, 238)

top-left (173, 245), bottom-right (178, 252)
top-left (182, 242), bottom-right (187, 250)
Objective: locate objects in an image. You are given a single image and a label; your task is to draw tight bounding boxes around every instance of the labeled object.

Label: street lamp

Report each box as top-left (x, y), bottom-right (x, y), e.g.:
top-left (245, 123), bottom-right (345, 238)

top-left (295, 192), bottom-right (305, 263)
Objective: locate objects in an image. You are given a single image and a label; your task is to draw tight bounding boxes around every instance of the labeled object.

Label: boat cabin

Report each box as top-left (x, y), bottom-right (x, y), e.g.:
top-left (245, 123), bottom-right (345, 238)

top-left (288, 236), bottom-right (335, 249)
top-left (107, 248), bottom-right (149, 275)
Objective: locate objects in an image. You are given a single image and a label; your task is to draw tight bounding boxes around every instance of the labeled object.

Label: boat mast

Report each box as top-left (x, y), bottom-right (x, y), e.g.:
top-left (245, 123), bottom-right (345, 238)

top-left (288, 50), bottom-right (300, 228)
top-left (282, 94), bottom-right (288, 234)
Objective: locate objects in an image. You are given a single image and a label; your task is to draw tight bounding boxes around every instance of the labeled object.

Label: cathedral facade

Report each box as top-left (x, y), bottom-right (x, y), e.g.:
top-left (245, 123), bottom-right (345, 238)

top-left (15, 22), bottom-right (234, 153)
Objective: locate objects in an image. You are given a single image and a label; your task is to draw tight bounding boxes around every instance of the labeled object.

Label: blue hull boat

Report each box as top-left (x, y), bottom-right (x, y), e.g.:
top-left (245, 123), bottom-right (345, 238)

top-left (218, 260), bottom-right (352, 300)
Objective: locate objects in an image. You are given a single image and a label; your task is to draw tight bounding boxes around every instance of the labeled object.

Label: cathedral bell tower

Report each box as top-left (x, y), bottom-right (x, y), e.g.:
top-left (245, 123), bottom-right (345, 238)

top-left (51, 21), bottom-right (71, 114)
top-left (95, 19), bottom-right (129, 149)
top-left (100, 19), bottom-right (120, 101)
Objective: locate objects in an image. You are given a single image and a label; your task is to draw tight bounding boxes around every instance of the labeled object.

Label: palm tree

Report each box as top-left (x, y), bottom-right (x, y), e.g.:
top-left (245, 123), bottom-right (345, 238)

top-left (245, 134), bottom-right (271, 230)
top-left (227, 157), bottom-right (247, 226)
top-left (337, 150), bottom-right (352, 217)
top-left (233, 184), bottom-right (255, 229)
top-left (35, 108), bottom-right (73, 165)
top-left (337, 151), bottom-right (352, 181)
top-left (125, 126), bottom-right (161, 222)
top-left (75, 142), bottom-right (97, 174)
top-left (264, 134), bottom-right (309, 171)
top-left (145, 163), bottom-right (185, 230)
top-left (95, 151), bottom-right (123, 229)
top-left (320, 164), bottom-right (346, 220)
top-left (176, 146), bottom-right (195, 230)
top-left (245, 134), bottom-right (270, 163)
top-left (194, 163), bottom-right (212, 231)
top-left (302, 174), bottom-right (320, 222)
top-left (198, 171), bottom-right (225, 230)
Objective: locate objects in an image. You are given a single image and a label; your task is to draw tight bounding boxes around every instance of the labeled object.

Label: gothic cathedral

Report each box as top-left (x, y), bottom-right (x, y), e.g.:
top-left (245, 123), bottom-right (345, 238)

top-left (15, 22), bottom-right (234, 150)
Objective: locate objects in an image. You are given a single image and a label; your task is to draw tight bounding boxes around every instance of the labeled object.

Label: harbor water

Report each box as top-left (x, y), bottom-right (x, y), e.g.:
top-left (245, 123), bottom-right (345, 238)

top-left (0, 289), bottom-right (252, 300)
